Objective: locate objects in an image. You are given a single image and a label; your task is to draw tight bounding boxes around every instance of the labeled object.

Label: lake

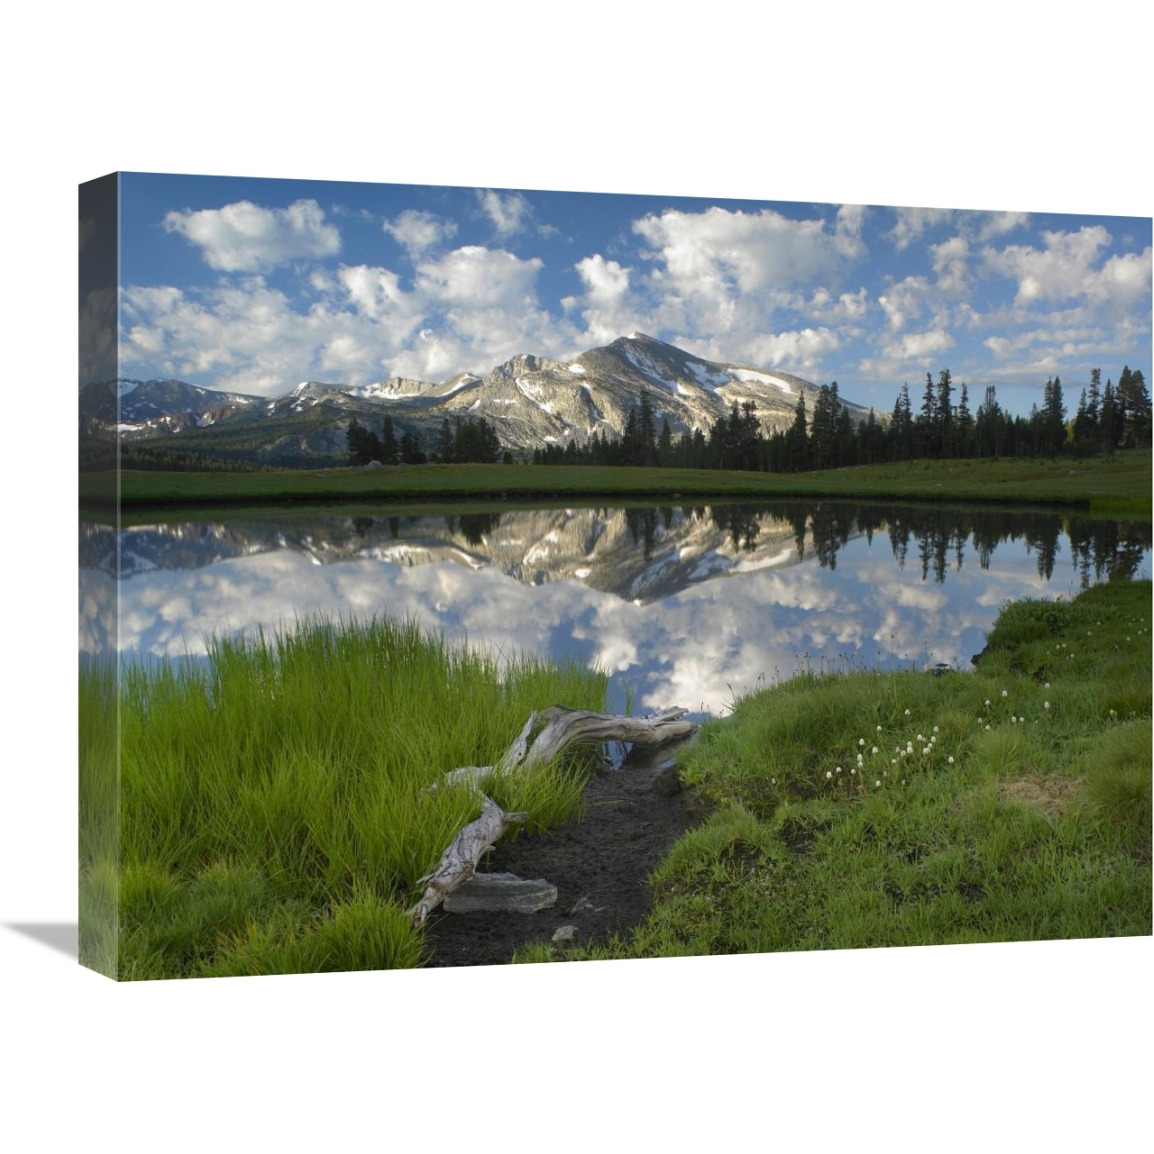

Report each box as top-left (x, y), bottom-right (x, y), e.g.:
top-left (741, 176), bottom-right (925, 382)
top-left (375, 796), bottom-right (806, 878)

top-left (79, 501), bottom-right (1151, 718)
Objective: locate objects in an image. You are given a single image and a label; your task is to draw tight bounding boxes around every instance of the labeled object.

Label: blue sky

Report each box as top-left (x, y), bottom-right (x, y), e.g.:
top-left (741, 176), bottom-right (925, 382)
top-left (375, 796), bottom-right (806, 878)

top-left (101, 171), bottom-right (1152, 418)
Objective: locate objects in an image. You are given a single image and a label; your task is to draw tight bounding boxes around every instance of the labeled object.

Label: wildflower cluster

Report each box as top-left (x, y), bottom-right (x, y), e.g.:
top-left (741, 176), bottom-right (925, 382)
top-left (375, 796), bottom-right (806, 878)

top-left (1116, 614), bottom-right (1147, 649)
top-left (823, 709), bottom-right (964, 799)
top-left (975, 683), bottom-right (1055, 731)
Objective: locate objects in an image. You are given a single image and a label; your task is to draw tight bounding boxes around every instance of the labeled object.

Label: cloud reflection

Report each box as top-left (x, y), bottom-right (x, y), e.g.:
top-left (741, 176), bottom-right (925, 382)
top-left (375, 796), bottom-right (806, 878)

top-left (88, 505), bottom-right (1149, 720)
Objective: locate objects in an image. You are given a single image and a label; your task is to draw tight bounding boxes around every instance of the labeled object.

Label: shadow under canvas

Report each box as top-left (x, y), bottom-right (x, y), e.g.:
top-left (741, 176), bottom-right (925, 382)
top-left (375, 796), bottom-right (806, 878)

top-left (7, 923), bottom-right (79, 960)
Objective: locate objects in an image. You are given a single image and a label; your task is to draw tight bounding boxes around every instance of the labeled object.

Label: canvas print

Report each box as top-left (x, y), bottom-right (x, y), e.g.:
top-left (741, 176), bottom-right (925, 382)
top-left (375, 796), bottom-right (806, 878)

top-left (79, 172), bottom-right (1152, 980)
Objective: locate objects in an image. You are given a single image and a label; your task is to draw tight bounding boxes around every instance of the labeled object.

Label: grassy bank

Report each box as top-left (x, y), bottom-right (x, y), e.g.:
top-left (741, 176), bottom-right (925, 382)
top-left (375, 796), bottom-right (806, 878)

top-left (86, 449), bottom-right (1151, 518)
top-left (518, 578), bottom-right (1152, 962)
top-left (81, 617), bottom-right (606, 979)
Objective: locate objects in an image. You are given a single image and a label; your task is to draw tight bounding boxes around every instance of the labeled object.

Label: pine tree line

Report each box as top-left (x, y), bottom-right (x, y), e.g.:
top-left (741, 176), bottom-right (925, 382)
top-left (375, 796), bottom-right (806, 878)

top-left (347, 416), bottom-right (426, 465)
top-left (347, 414), bottom-right (517, 466)
top-left (533, 367), bottom-right (1150, 473)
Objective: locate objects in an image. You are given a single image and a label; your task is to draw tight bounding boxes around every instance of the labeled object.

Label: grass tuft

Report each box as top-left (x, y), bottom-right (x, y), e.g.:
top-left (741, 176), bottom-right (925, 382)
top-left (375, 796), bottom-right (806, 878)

top-left (88, 613), bottom-right (606, 979)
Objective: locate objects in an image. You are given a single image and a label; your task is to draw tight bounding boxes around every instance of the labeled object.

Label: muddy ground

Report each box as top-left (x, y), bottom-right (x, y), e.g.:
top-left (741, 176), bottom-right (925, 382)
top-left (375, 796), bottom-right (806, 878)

top-left (424, 738), bottom-right (707, 967)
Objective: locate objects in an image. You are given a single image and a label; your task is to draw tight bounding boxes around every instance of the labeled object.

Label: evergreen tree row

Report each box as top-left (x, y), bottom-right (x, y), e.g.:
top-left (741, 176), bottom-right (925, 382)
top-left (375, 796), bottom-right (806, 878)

top-left (347, 416), bottom-right (426, 465)
top-left (348, 414), bottom-right (516, 466)
top-left (533, 367), bottom-right (1150, 473)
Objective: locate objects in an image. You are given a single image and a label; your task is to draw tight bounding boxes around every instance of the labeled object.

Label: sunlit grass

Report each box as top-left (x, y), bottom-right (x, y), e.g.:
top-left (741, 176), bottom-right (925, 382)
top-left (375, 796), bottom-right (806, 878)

top-left (98, 449), bottom-right (1151, 517)
top-left (79, 655), bottom-right (118, 977)
top-left (95, 614), bottom-right (606, 979)
top-left (517, 578), bottom-right (1152, 963)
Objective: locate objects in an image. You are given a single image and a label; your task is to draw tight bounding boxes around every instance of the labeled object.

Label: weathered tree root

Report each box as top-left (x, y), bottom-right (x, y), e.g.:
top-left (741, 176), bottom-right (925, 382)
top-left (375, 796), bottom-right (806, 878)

top-left (406, 798), bottom-right (529, 926)
top-left (407, 706), bottom-right (695, 926)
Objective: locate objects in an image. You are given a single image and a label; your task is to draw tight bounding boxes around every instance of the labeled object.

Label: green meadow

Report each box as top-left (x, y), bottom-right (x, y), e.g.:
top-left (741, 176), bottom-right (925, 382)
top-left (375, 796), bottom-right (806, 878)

top-left (518, 579), bottom-right (1152, 962)
top-left (81, 577), bottom-right (1152, 978)
top-left (85, 448), bottom-right (1152, 519)
top-left (80, 617), bottom-right (606, 979)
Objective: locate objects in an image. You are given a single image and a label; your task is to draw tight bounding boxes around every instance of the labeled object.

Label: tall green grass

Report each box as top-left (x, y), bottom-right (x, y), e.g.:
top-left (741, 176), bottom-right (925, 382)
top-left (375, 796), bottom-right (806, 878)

top-left (100, 615), bottom-right (606, 979)
top-left (79, 654), bottom-right (119, 977)
top-left (517, 579), bottom-right (1152, 963)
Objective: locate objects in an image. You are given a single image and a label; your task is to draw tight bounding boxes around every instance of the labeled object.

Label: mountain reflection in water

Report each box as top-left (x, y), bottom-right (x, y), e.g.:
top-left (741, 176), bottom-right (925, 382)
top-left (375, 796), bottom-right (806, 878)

top-left (80, 502), bottom-right (1151, 718)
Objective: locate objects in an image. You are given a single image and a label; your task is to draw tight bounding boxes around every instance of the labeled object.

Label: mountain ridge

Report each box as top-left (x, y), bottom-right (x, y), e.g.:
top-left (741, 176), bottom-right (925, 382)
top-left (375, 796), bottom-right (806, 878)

top-left (82, 334), bottom-right (877, 465)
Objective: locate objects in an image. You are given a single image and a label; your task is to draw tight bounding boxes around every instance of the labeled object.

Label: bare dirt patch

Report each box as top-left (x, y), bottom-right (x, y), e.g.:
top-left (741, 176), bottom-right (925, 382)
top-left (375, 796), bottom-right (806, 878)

top-left (423, 738), bottom-right (707, 967)
top-left (996, 774), bottom-right (1084, 817)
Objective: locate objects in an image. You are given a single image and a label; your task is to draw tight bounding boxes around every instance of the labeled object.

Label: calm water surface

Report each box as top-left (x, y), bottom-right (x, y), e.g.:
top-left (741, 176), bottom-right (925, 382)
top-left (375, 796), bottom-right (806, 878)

top-left (80, 501), bottom-right (1151, 718)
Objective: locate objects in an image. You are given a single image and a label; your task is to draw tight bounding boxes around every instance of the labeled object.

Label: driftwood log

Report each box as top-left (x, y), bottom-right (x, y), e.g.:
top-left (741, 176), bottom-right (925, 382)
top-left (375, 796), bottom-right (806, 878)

top-left (407, 706), bottom-right (695, 926)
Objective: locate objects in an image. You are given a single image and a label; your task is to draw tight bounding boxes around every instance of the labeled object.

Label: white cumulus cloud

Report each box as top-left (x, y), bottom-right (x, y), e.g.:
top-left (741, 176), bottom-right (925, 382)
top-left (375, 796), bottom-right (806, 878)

top-left (889, 206), bottom-right (954, 251)
top-left (931, 236), bottom-right (971, 295)
top-left (974, 210), bottom-right (1030, 241)
top-left (633, 206), bottom-right (855, 295)
top-left (163, 198), bottom-right (341, 272)
top-left (983, 225), bottom-right (1113, 305)
top-left (477, 189), bottom-right (533, 237)
top-left (383, 209), bottom-right (457, 259)
top-left (414, 244), bottom-right (543, 307)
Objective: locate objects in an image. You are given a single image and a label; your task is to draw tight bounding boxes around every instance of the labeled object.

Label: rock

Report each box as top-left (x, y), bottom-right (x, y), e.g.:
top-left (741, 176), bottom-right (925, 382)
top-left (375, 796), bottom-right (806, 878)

top-left (442, 872), bottom-right (558, 914)
top-left (551, 925), bottom-right (579, 943)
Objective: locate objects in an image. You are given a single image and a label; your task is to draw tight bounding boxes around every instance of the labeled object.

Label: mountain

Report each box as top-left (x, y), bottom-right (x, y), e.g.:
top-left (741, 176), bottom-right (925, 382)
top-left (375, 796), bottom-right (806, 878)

top-left (81, 335), bottom-right (877, 464)
top-left (79, 378), bottom-right (263, 437)
top-left (82, 505), bottom-right (823, 606)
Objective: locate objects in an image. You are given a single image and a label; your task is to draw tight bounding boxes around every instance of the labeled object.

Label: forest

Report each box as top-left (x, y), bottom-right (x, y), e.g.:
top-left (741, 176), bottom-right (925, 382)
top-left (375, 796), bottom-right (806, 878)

top-left (533, 366), bottom-right (1151, 473)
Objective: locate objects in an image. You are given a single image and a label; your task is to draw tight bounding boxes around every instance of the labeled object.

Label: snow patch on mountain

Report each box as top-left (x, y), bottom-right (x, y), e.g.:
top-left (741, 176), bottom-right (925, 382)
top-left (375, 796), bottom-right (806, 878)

top-left (729, 368), bottom-right (794, 394)
top-left (687, 360), bottom-right (730, 390)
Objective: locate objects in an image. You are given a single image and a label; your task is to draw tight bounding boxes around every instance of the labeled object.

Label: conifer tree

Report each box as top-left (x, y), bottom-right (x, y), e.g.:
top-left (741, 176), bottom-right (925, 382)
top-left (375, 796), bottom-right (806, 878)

top-left (382, 415), bottom-right (398, 464)
top-left (1100, 379), bottom-right (1118, 456)
top-left (786, 393), bottom-right (809, 471)
top-left (889, 383), bottom-right (914, 461)
top-left (936, 368), bottom-right (954, 457)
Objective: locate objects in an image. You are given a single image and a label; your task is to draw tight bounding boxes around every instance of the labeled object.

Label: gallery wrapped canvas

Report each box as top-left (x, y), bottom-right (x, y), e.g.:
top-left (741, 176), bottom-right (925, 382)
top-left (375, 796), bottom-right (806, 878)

top-left (80, 172), bottom-right (1152, 979)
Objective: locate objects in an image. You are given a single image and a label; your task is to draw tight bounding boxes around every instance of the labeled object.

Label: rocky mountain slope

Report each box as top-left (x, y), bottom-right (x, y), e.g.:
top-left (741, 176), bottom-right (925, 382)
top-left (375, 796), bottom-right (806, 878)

top-left (82, 333), bottom-right (876, 464)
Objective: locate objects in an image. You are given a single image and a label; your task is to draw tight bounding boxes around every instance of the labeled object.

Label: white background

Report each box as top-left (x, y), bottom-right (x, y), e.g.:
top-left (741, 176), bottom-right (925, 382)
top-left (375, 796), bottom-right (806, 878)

top-left (2, 3), bottom-right (1149, 1149)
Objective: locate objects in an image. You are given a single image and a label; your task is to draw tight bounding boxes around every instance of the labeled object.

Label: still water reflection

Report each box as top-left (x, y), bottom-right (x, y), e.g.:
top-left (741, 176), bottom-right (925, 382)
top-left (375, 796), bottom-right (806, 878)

top-left (80, 502), bottom-right (1150, 718)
